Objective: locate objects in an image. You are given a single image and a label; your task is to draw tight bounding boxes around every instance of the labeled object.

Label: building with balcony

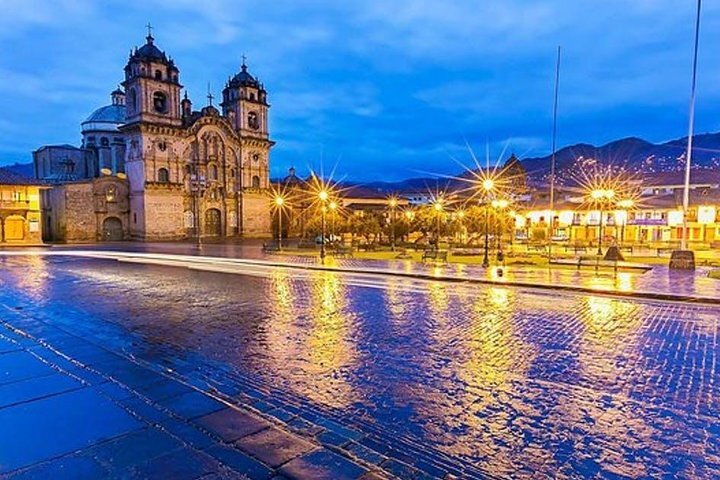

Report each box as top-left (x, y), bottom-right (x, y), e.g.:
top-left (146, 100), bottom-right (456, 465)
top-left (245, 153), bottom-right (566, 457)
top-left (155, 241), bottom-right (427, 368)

top-left (0, 168), bottom-right (45, 245)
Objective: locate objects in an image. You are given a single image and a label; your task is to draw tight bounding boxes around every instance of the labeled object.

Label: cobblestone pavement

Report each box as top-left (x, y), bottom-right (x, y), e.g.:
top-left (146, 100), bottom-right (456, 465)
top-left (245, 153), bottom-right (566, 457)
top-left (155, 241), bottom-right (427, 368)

top-left (0, 253), bottom-right (719, 478)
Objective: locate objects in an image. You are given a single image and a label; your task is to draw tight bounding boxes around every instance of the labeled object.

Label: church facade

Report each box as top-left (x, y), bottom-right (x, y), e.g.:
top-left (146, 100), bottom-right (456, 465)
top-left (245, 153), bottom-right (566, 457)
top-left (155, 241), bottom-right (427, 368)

top-left (34, 31), bottom-right (273, 242)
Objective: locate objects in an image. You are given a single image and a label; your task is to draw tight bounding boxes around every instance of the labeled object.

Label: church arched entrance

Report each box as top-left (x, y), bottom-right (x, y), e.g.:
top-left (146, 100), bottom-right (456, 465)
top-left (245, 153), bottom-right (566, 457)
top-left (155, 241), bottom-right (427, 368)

top-left (204, 208), bottom-right (222, 237)
top-left (102, 217), bottom-right (123, 241)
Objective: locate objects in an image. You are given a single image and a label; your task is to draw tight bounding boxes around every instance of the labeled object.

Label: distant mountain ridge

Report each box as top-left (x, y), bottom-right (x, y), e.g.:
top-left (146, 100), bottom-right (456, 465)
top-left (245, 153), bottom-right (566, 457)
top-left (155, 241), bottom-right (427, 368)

top-left (7, 132), bottom-right (720, 192)
top-left (520, 132), bottom-right (720, 180)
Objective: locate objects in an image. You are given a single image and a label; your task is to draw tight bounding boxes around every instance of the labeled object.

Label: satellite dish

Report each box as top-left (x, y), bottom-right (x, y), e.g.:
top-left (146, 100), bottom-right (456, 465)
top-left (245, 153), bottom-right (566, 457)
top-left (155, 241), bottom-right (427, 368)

top-left (100, 168), bottom-right (112, 176)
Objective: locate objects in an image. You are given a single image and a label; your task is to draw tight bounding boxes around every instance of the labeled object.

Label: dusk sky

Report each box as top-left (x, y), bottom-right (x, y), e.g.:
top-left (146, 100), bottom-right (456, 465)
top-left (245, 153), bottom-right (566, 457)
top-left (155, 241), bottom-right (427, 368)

top-left (1, 0), bottom-right (719, 181)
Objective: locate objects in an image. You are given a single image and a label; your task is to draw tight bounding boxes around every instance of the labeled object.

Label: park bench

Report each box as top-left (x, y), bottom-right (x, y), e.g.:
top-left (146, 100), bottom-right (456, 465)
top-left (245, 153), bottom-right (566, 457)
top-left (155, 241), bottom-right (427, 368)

top-left (333, 245), bottom-right (354, 258)
top-left (577, 255), bottom-right (619, 272)
top-left (526, 244), bottom-right (547, 254)
top-left (422, 249), bottom-right (448, 263)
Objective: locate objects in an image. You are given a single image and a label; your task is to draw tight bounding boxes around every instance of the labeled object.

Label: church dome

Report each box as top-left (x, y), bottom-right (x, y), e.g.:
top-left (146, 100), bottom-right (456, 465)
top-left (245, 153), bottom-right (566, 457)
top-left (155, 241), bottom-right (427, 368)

top-left (81, 102), bottom-right (126, 134)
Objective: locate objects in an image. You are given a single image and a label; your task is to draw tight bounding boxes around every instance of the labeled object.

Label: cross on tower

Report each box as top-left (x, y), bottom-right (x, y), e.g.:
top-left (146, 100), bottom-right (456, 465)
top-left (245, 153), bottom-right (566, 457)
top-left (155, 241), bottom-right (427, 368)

top-left (206, 83), bottom-right (214, 106)
top-left (146, 22), bottom-right (153, 38)
top-left (241, 54), bottom-right (247, 67)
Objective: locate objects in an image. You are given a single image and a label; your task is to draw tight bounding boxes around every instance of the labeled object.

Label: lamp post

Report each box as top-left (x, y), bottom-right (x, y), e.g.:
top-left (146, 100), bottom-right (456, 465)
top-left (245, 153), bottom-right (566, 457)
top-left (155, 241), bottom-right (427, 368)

top-left (591, 188), bottom-right (615, 256)
top-left (481, 178), bottom-right (495, 268)
top-left (318, 189), bottom-right (329, 261)
top-left (433, 199), bottom-right (443, 252)
top-left (274, 195), bottom-right (285, 251)
top-left (388, 197), bottom-right (398, 251)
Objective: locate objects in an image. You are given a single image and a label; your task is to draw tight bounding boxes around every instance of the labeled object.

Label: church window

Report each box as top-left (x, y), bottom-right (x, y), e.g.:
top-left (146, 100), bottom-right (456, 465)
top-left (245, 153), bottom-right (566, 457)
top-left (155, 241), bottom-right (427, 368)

top-left (252, 153), bottom-right (260, 162)
top-left (184, 164), bottom-right (191, 176)
top-left (158, 141), bottom-right (167, 152)
top-left (209, 165), bottom-right (218, 180)
top-left (248, 112), bottom-right (259, 130)
top-left (153, 91), bottom-right (168, 113)
top-left (251, 176), bottom-right (260, 188)
top-left (173, 74), bottom-right (178, 83)
top-left (249, 92), bottom-right (256, 101)
top-left (230, 168), bottom-right (236, 178)
top-left (101, 137), bottom-right (109, 147)
top-left (155, 70), bottom-right (162, 80)
top-left (158, 168), bottom-right (169, 183)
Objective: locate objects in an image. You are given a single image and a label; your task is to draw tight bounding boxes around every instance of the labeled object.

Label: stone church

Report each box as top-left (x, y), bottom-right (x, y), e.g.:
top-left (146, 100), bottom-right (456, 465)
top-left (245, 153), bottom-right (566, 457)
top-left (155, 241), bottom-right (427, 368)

top-left (33, 30), bottom-right (273, 242)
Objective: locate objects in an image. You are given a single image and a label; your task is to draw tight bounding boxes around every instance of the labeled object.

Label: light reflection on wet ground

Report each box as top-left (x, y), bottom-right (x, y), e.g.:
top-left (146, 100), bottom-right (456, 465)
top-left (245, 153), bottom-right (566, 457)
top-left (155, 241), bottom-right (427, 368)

top-left (1, 254), bottom-right (719, 478)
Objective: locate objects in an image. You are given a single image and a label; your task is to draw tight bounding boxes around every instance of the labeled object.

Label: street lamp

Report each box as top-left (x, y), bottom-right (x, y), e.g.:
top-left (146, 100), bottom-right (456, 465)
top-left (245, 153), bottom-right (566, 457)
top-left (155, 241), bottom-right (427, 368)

top-left (318, 189), bottom-right (329, 261)
top-left (274, 195), bottom-right (285, 251)
top-left (433, 198), bottom-right (444, 251)
top-left (388, 197), bottom-right (398, 251)
top-left (481, 178), bottom-right (495, 268)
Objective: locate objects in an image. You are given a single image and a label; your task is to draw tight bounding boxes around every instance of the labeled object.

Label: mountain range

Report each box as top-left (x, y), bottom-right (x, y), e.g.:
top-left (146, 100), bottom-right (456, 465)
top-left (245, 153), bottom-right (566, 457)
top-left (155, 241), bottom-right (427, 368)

top-left (4, 132), bottom-right (720, 191)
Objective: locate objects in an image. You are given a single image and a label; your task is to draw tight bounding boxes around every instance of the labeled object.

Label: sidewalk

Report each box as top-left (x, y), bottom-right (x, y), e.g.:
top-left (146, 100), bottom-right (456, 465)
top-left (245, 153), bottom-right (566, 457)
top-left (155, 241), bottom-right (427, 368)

top-left (0, 301), bottom-right (386, 479)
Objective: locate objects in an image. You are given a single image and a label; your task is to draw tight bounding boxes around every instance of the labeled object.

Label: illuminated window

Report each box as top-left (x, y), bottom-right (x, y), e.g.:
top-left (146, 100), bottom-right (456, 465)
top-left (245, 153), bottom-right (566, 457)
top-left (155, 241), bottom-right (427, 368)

top-left (158, 168), bottom-right (169, 183)
top-left (106, 186), bottom-right (117, 202)
top-left (251, 176), bottom-right (260, 188)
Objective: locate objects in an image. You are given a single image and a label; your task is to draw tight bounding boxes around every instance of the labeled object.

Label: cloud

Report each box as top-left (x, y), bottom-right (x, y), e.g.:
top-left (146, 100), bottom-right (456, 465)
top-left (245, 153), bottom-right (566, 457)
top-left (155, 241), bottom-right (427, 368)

top-left (0, 0), bottom-right (718, 181)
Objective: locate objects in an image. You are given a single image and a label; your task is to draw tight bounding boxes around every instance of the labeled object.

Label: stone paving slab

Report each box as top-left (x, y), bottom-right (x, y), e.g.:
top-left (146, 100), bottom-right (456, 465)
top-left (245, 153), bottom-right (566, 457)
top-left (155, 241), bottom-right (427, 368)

top-left (0, 388), bottom-right (143, 472)
top-left (0, 294), bottom-right (381, 479)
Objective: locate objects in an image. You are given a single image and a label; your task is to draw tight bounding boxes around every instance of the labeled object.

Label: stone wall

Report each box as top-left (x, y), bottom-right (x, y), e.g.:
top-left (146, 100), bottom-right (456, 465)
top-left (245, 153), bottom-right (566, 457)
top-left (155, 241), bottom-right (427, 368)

top-left (241, 191), bottom-right (271, 237)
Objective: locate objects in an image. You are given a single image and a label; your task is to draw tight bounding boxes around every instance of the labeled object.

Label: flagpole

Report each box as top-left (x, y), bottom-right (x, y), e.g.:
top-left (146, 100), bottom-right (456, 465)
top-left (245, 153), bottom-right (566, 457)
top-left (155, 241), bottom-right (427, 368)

top-left (548, 46), bottom-right (561, 261)
top-left (681, 0), bottom-right (702, 251)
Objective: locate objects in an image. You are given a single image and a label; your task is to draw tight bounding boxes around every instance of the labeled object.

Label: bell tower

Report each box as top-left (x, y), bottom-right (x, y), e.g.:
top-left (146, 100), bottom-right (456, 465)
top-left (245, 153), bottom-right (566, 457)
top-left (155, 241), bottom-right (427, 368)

top-left (221, 58), bottom-right (269, 139)
top-left (122, 25), bottom-right (182, 127)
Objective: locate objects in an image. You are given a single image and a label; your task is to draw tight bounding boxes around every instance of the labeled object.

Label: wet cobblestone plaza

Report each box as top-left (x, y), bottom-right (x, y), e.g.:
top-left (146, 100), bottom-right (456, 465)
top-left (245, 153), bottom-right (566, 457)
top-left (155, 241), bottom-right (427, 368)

top-left (1, 252), bottom-right (719, 478)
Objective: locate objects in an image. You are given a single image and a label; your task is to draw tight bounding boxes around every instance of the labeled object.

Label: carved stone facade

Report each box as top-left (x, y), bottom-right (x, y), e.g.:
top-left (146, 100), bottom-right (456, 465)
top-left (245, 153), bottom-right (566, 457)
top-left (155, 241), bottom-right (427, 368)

top-left (35, 31), bottom-right (273, 242)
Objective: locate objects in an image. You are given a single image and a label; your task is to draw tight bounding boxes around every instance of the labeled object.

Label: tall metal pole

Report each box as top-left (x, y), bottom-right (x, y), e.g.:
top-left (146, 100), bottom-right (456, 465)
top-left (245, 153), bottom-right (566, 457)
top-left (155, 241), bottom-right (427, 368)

top-left (682, 0), bottom-right (702, 251)
top-left (548, 45), bottom-right (562, 261)
top-left (483, 202), bottom-right (490, 267)
top-left (320, 207), bottom-right (326, 262)
top-left (391, 207), bottom-right (396, 251)
top-left (278, 209), bottom-right (283, 251)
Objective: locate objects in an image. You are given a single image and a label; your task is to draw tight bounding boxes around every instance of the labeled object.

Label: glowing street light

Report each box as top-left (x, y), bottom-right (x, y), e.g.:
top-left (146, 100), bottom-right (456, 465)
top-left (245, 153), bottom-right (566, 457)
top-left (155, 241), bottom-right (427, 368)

top-left (273, 194), bottom-right (286, 250)
top-left (589, 188), bottom-right (616, 255)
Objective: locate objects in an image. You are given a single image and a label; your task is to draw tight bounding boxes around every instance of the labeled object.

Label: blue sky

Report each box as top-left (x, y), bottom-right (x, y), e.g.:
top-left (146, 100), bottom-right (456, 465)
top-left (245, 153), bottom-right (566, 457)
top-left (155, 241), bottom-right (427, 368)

top-left (1, 0), bottom-right (719, 181)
